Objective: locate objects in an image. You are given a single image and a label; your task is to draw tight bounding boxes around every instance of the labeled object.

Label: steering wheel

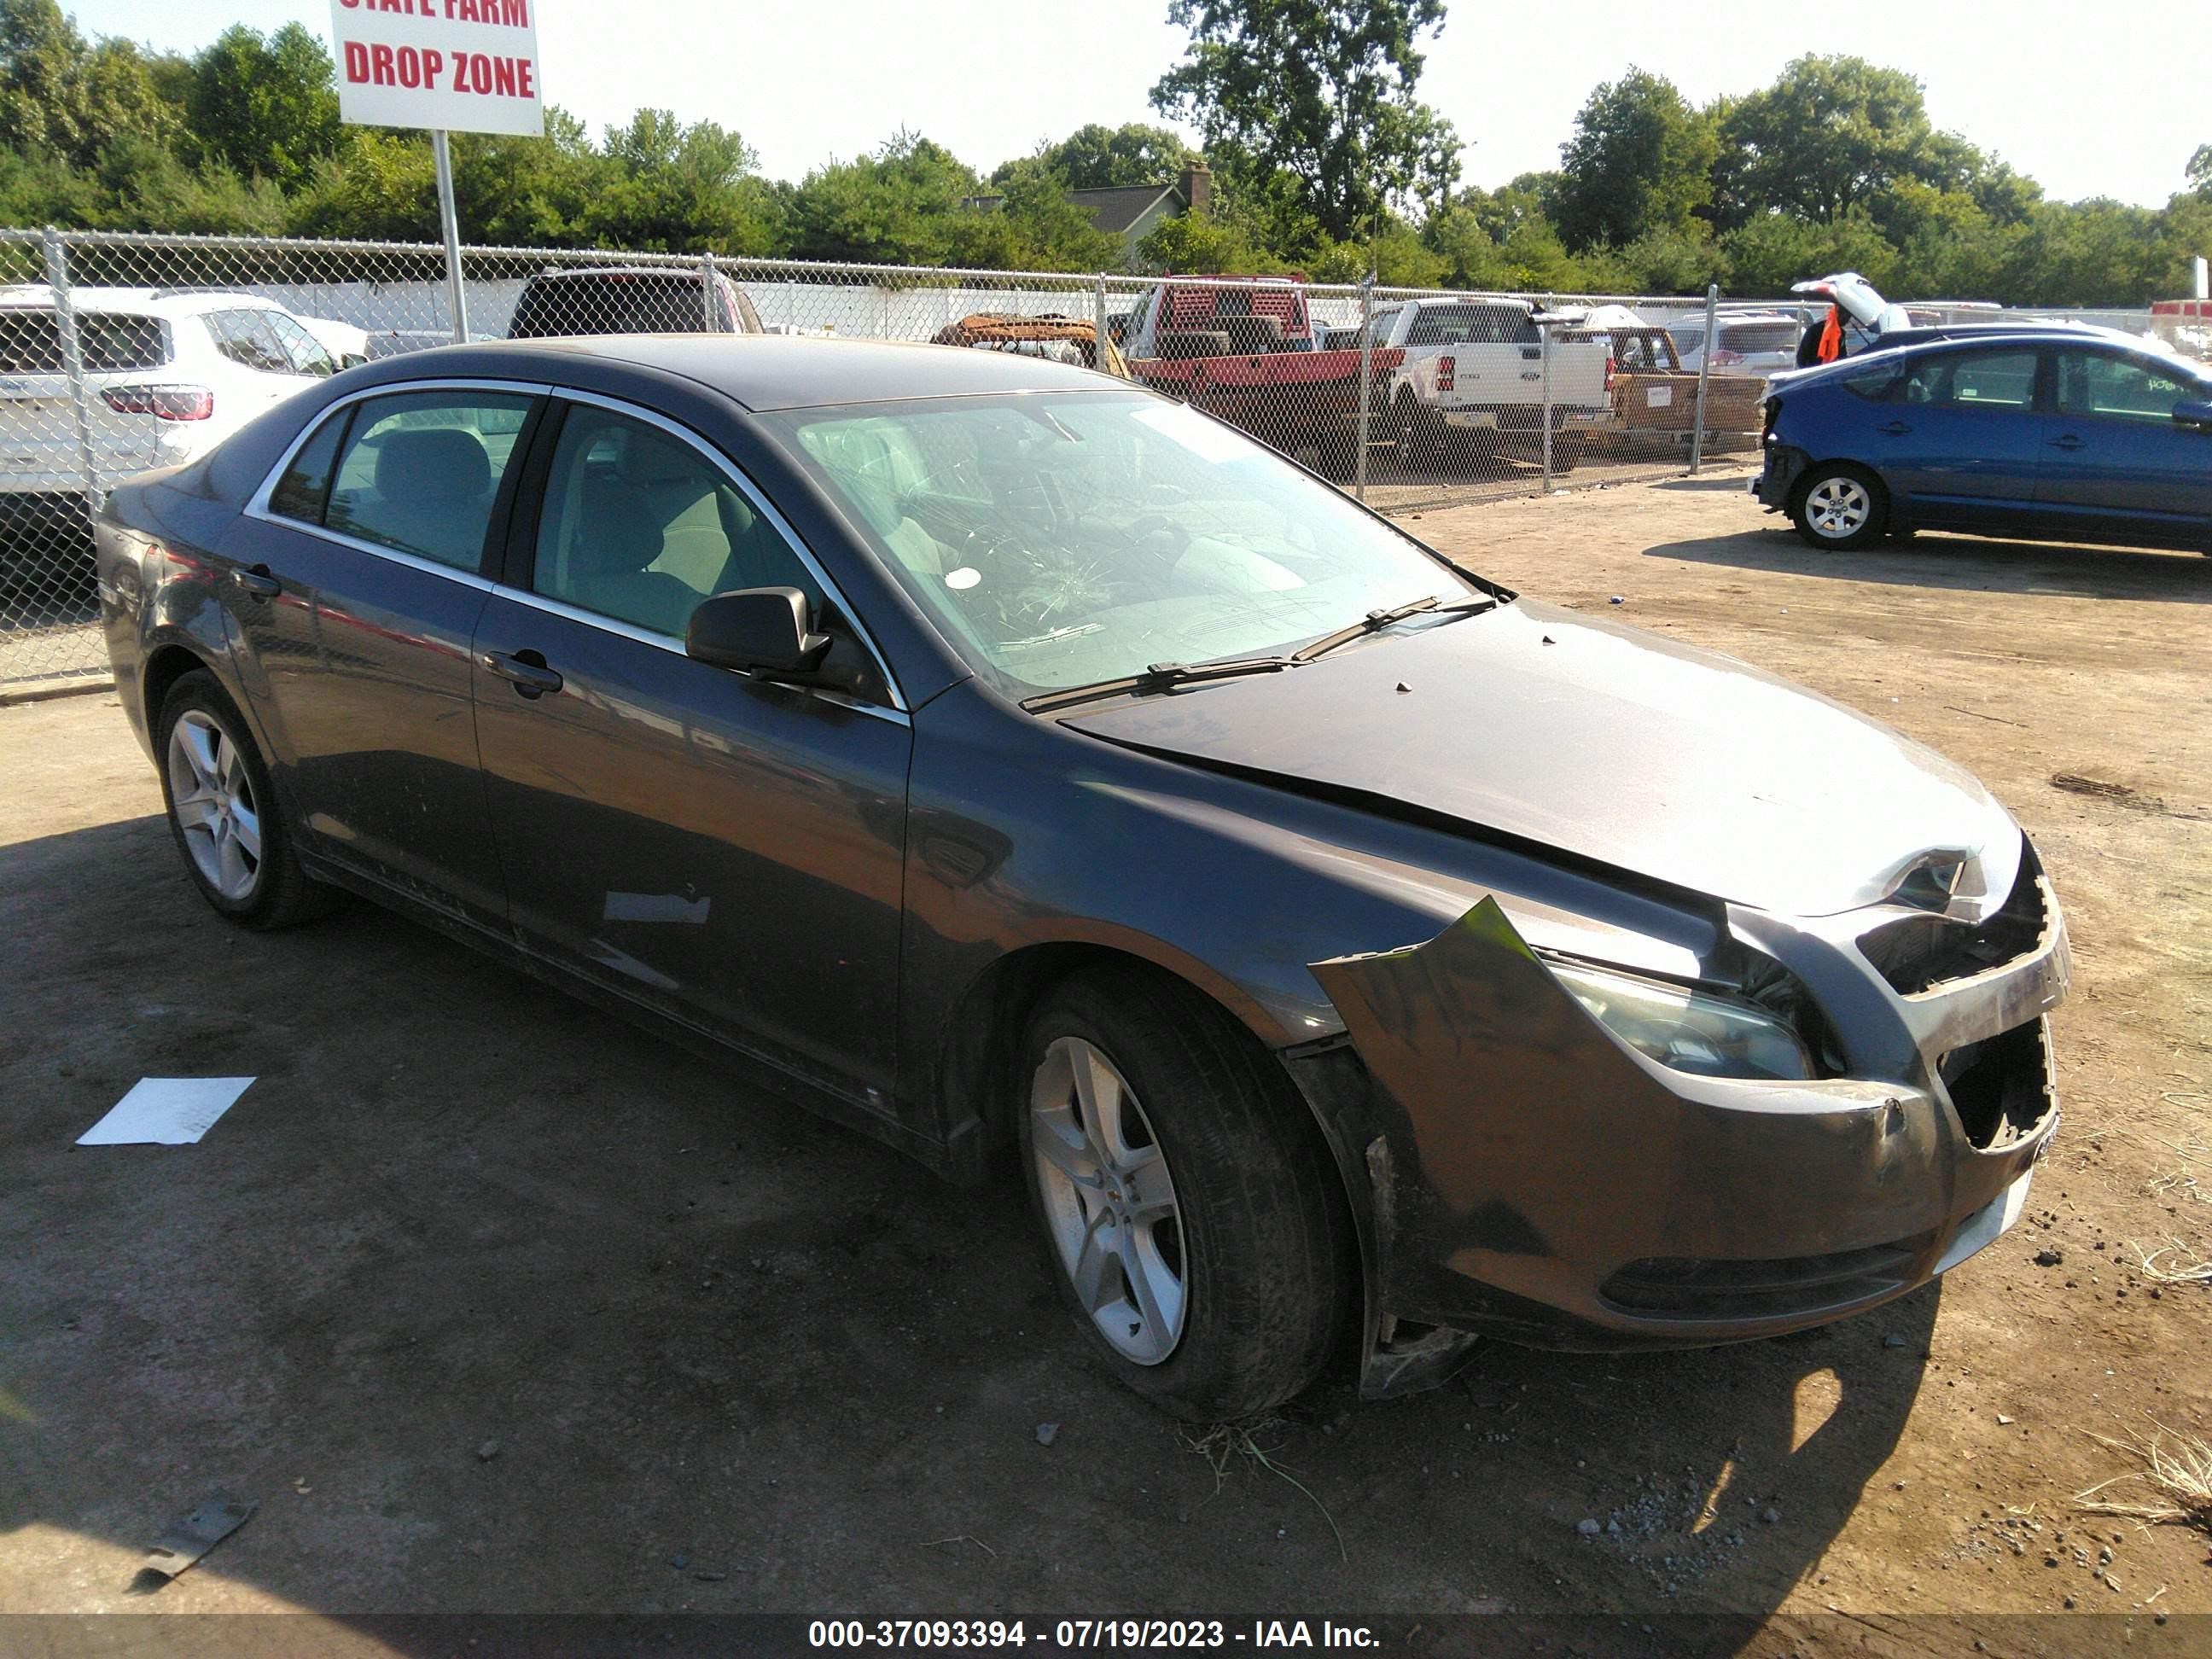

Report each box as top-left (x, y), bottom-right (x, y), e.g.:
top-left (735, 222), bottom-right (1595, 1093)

top-left (1126, 513), bottom-right (1193, 568)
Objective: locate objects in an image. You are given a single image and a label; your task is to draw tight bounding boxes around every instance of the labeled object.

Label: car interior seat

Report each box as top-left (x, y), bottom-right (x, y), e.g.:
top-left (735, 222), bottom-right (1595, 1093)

top-left (364, 428), bottom-right (492, 565)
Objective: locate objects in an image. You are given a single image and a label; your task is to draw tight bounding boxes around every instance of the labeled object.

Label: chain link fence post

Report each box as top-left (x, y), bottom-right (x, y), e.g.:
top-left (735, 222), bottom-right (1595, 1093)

top-left (1095, 271), bottom-right (1109, 374)
top-left (1689, 282), bottom-right (1720, 475)
top-left (41, 228), bottom-right (102, 514)
top-left (702, 250), bottom-right (719, 330)
top-left (1355, 273), bottom-right (1374, 503)
top-left (1540, 300), bottom-right (1554, 493)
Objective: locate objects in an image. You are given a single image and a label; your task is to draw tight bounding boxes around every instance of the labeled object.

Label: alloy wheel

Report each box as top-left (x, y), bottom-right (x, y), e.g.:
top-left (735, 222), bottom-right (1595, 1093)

top-left (1804, 475), bottom-right (1872, 540)
top-left (166, 708), bottom-right (264, 902)
top-left (1029, 1035), bottom-right (1186, 1365)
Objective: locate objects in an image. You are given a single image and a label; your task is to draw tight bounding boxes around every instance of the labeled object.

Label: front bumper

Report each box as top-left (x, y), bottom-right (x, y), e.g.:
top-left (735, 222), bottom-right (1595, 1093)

top-left (1754, 441), bottom-right (1807, 510)
top-left (1293, 850), bottom-right (2068, 1386)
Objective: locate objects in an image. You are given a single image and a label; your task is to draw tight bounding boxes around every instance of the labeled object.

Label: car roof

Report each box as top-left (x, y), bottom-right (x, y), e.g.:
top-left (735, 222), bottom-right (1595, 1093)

top-left (0, 284), bottom-right (281, 317)
top-left (353, 333), bottom-right (1120, 412)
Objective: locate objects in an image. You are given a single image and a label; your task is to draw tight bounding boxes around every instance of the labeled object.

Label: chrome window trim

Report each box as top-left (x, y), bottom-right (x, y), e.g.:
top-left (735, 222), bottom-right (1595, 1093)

top-left (483, 584), bottom-right (910, 729)
top-left (241, 375), bottom-right (910, 723)
top-left (546, 384), bottom-right (907, 713)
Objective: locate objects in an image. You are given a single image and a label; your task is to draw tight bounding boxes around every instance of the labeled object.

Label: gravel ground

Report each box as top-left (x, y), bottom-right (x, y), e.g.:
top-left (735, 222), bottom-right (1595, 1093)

top-left (2, 473), bottom-right (2207, 1651)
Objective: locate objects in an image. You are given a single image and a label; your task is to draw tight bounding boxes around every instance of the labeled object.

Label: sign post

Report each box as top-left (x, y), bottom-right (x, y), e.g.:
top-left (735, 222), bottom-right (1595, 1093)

top-left (430, 130), bottom-right (468, 342)
top-left (328, 0), bottom-right (546, 345)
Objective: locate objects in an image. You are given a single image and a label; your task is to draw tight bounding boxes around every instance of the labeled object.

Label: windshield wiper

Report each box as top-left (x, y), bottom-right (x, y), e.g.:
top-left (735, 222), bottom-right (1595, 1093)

top-left (1021, 653), bottom-right (1294, 714)
top-left (1290, 594), bottom-right (1496, 665)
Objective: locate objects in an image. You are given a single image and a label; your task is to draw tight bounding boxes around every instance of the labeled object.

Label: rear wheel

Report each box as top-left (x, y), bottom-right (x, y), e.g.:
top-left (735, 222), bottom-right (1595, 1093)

top-left (1017, 967), bottom-right (1352, 1419)
top-left (158, 670), bottom-right (332, 929)
top-left (1790, 463), bottom-right (1887, 550)
top-left (1393, 393), bottom-right (1437, 472)
top-left (1549, 434), bottom-right (1586, 474)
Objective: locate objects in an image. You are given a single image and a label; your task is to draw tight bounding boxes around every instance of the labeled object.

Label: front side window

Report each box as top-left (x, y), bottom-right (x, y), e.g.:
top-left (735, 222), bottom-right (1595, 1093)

top-left (263, 311), bottom-right (336, 377)
top-left (2056, 351), bottom-right (2205, 423)
top-left (532, 404), bottom-right (818, 640)
top-left (1898, 349), bottom-right (2039, 410)
top-left (768, 391), bottom-right (1481, 696)
top-left (323, 391), bottom-right (533, 569)
top-left (207, 310), bottom-right (292, 375)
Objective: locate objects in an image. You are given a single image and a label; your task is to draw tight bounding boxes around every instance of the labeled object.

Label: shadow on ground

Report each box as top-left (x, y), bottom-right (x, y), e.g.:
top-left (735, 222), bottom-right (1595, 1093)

top-left (2, 813), bottom-right (1930, 1640)
top-left (1650, 524), bottom-right (2212, 604)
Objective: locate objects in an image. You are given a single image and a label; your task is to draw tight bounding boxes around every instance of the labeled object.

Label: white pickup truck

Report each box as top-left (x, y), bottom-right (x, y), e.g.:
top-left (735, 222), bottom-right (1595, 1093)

top-left (1367, 297), bottom-right (1611, 471)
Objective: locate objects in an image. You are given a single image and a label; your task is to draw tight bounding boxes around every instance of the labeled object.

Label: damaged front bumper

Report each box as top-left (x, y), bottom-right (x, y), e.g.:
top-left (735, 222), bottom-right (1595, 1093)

top-left (1289, 856), bottom-right (2069, 1397)
top-left (1753, 441), bottom-right (1807, 511)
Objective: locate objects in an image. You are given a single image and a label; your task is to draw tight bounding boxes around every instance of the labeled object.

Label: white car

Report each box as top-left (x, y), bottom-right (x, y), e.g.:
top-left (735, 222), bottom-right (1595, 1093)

top-left (0, 286), bottom-right (340, 598)
top-left (1669, 309), bottom-right (1806, 377)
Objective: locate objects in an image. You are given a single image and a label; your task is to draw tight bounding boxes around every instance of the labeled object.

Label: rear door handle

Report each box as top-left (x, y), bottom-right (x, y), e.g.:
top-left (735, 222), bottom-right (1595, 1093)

top-left (230, 565), bottom-right (281, 601)
top-left (2048, 434), bottom-right (2086, 451)
top-left (1875, 421), bottom-right (1913, 435)
top-left (478, 649), bottom-right (563, 698)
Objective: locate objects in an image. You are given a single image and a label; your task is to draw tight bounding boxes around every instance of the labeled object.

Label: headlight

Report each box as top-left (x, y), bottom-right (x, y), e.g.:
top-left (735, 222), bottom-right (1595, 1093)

top-left (1547, 959), bottom-right (1813, 1080)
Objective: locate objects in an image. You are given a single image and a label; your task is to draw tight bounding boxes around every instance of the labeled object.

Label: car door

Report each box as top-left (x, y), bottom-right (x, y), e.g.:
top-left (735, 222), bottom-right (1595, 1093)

top-left (2036, 346), bottom-right (2212, 546)
top-left (222, 383), bottom-right (543, 929)
top-left (1871, 346), bottom-right (2051, 532)
top-left (470, 393), bottom-right (912, 1109)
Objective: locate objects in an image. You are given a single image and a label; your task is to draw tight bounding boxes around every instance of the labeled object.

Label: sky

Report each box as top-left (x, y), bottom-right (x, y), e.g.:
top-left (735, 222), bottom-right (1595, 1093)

top-left (68, 0), bottom-right (2205, 208)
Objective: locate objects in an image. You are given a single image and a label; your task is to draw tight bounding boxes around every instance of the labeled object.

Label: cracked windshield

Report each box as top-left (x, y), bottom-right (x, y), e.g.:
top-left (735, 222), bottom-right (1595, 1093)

top-left (771, 393), bottom-right (1481, 693)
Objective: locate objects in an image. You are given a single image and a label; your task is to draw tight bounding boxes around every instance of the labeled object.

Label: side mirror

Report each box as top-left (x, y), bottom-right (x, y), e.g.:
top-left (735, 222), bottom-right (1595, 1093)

top-left (340, 352), bottom-right (369, 371)
top-left (2171, 399), bottom-right (2212, 431)
top-left (686, 586), bottom-right (832, 678)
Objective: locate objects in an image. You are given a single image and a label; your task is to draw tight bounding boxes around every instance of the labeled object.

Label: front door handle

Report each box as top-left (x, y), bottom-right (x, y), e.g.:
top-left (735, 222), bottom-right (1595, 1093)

top-left (230, 564), bottom-right (280, 601)
top-left (478, 649), bottom-right (563, 699)
top-left (2049, 434), bottom-right (2086, 451)
top-left (1875, 420), bottom-right (1913, 435)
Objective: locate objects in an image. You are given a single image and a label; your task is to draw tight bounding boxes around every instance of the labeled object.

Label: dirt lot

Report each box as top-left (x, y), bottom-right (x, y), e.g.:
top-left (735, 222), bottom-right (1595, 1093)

top-left (3, 472), bottom-right (2209, 1652)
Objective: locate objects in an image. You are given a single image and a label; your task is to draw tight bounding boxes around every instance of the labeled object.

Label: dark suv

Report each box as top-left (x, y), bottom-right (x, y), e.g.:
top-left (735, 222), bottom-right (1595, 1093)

top-left (506, 267), bottom-right (764, 339)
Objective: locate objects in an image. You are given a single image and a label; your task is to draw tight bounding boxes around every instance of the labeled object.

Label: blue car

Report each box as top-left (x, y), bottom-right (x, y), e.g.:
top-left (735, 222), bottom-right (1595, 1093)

top-left (1754, 332), bottom-right (2212, 553)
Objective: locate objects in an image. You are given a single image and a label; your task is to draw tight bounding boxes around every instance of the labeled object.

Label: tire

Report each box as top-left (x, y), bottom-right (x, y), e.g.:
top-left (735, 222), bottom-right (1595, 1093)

top-left (1158, 329), bottom-right (1233, 362)
top-left (1550, 434), bottom-right (1586, 474)
top-left (1790, 463), bottom-right (1888, 550)
top-left (157, 670), bottom-right (333, 929)
top-left (1285, 428), bottom-right (1356, 483)
top-left (1017, 966), bottom-right (1353, 1419)
top-left (1393, 393), bottom-right (1437, 472)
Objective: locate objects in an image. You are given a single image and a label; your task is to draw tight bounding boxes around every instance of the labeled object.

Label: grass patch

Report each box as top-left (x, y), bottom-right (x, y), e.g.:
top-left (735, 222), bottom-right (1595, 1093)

top-left (2075, 1421), bottom-right (2212, 1534)
top-left (1185, 1417), bottom-right (1348, 1563)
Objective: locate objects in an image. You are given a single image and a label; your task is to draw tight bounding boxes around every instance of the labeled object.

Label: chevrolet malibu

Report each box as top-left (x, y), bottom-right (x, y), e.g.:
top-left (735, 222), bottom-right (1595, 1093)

top-left (96, 337), bottom-right (2069, 1418)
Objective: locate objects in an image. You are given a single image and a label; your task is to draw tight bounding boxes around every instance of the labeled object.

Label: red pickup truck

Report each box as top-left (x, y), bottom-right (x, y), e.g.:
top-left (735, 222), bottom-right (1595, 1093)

top-left (1120, 275), bottom-right (1400, 480)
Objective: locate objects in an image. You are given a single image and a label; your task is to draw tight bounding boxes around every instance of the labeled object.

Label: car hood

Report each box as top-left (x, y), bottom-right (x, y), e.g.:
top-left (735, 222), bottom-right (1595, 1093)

top-left (1060, 600), bottom-right (2022, 919)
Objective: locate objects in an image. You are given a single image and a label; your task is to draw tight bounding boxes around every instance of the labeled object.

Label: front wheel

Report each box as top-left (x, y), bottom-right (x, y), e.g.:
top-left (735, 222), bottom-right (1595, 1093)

top-left (1017, 967), bottom-right (1352, 1419)
top-left (1791, 463), bottom-right (1888, 550)
top-left (1393, 395), bottom-right (1437, 472)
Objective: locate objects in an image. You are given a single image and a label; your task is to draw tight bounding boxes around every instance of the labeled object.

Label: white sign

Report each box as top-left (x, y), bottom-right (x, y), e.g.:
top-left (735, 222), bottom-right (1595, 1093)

top-left (329, 0), bottom-right (544, 137)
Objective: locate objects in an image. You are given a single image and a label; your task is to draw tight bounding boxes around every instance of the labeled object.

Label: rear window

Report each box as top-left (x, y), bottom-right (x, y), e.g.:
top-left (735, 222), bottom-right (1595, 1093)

top-left (1407, 306), bottom-right (1538, 346)
top-left (0, 309), bottom-right (169, 373)
top-left (1720, 323), bottom-right (1798, 353)
top-left (507, 272), bottom-right (760, 338)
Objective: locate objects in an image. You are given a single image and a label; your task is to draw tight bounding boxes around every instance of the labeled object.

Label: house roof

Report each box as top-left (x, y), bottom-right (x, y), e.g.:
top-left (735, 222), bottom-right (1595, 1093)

top-left (1067, 183), bottom-right (1184, 234)
top-left (958, 182), bottom-right (1186, 236)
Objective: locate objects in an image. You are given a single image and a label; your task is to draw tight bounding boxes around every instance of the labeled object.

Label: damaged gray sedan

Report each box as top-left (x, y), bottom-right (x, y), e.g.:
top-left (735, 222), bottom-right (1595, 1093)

top-left (98, 337), bottom-right (2067, 1419)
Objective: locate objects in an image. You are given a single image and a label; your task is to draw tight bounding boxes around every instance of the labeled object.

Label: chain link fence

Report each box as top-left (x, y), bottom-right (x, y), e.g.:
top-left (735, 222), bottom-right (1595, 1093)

top-left (7, 225), bottom-right (2160, 692)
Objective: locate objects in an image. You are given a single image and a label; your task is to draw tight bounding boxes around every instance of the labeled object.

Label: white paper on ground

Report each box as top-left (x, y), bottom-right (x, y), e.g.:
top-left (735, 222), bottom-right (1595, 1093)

top-left (77, 1078), bottom-right (255, 1146)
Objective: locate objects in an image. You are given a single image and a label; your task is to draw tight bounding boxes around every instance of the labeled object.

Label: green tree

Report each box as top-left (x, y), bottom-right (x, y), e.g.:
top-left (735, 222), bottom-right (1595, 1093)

top-left (0, 0), bottom-right (178, 167)
top-left (1711, 55), bottom-right (1942, 228)
top-left (288, 129), bottom-right (437, 241)
top-left (998, 122), bottom-right (1196, 189)
top-left (452, 108), bottom-right (609, 247)
top-left (787, 131), bottom-right (981, 265)
top-left (186, 23), bottom-right (341, 187)
top-left (1551, 67), bottom-right (1715, 251)
top-left (2189, 143), bottom-right (2212, 198)
top-left (582, 109), bottom-right (778, 253)
top-left (1150, 0), bottom-right (1460, 243)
